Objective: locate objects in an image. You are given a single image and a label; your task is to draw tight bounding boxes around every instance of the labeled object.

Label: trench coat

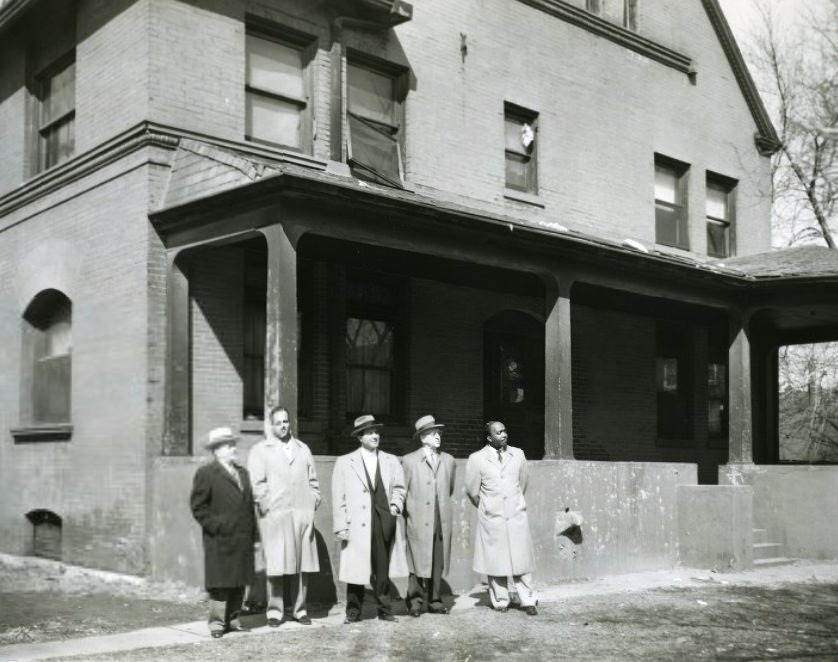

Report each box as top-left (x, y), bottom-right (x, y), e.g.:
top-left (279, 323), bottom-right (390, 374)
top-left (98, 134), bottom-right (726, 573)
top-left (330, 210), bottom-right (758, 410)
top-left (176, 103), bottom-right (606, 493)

top-left (401, 448), bottom-right (456, 578)
top-left (190, 460), bottom-right (256, 589)
top-left (332, 448), bottom-right (408, 585)
top-left (464, 444), bottom-right (535, 577)
top-left (247, 436), bottom-right (321, 576)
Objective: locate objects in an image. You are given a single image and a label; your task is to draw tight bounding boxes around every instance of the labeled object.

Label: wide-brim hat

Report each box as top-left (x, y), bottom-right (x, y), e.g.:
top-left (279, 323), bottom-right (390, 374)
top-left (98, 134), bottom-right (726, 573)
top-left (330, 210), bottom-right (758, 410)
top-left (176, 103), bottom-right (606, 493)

top-left (351, 414), bottom-right (384, 437)
top-left (205, 426), bottom-right (239, 449)
top-left (413, 414), bottom-right (445, 438)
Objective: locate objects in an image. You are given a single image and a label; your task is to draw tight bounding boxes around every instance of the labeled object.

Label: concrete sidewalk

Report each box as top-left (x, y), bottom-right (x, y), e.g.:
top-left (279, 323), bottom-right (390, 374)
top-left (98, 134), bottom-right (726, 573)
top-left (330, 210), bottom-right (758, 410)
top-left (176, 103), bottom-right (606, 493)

top-left (2, 561), bottom-right (838, 662)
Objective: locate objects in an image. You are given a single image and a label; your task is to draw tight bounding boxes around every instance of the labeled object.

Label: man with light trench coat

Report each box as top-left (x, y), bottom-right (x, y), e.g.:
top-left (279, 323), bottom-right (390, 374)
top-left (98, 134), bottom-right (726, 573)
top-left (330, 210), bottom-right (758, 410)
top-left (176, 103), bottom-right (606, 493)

top-left (465, 420), bottom-right (538, 615)
top-left (401, 415), bottom-right (456, 617)
top-left (332, 414), bottom-right (408, 623)
top-left (248, 406), bottom-right (321, 626)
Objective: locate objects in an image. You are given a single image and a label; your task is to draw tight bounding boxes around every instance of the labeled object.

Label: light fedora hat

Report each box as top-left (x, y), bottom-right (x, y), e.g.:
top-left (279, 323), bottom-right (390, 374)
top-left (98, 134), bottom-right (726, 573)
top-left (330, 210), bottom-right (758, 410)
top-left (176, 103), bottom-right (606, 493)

top-left (205, 426), bottom-right (239, 449)
top-left (413, 414), bottom-right (445, 438)
top-left (351, 414), bottom-right (384, 437)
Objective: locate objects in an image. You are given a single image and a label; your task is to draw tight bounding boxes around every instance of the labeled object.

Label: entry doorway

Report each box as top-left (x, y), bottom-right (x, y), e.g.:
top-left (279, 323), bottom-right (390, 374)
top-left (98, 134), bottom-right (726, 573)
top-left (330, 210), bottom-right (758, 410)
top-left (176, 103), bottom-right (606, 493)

top-left (483, 311), bottom-right (545, 459)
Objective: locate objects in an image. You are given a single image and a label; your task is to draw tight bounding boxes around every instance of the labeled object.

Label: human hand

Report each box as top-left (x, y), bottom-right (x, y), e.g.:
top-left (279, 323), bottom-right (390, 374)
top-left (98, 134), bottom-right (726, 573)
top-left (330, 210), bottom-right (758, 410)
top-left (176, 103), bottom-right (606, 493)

top-left (336, 529), bottom-right (350, 542)
top-left (389, 505), bottom-right (400, 516)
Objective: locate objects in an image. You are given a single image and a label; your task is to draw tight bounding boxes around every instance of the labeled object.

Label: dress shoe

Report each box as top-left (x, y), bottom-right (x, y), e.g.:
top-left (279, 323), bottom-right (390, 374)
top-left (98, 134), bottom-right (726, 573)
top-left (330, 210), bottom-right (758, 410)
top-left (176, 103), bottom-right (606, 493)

top-left (495, 606), bottom-right (508, 613)
top-left (294, 615), bottom-right (312, 625)
top-left (210, 631), bottom-right (224, 639)
top-left (428, 606), bottom-right (449, 615)
top-left (378, 613), bottom-right (398, 622)
top-left (524, 606), bottom-right (538, 616)
top-left (267, 617), bottom-right (282, 628)
top-left (344, 615), bottom-right (360, 624)
top-left (409, 608), bottom-right (421, 618)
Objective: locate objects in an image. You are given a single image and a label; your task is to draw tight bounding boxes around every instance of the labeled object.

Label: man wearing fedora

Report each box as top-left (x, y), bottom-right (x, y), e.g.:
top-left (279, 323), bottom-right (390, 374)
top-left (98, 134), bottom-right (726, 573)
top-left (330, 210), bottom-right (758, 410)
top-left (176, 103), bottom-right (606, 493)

top-left (332, 414), bottom-right (407, 623)
top-left (190, 426), bottom-right (256, 638)
top-left (248, 405), bottom-right (321, 627)
top-left (465, 420), bottom-right (538, 616)
top-left (401, 415), bottom-right (456, 617)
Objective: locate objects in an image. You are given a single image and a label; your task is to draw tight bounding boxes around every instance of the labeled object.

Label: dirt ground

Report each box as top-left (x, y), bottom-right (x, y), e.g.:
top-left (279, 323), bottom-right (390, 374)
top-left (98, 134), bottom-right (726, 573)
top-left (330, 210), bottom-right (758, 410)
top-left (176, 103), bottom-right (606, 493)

top-left (0, 555), bottom-right (206, 646)
top-left (2, 555), bottom-right (838, 661)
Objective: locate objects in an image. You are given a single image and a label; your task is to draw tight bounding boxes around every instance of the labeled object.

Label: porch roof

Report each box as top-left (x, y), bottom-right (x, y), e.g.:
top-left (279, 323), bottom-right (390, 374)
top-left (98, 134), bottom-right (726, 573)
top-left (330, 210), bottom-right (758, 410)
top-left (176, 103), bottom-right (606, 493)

top-left (720, 246), bottom-right (838, 281)
top-left (152, 137), bottom-right (838, 292)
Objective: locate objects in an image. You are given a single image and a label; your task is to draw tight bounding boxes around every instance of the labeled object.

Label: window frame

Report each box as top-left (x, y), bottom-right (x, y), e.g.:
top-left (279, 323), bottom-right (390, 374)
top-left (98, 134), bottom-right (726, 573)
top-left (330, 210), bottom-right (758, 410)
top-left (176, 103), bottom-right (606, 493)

top-left (655, 321), bottom-right (694, 444)
top-left (13, 289), bottom-right (73, 443)
top-left (344, 270), bottom-right (407, 423)
top-left (705, 172), bottom-right (737, 259)
top-left (244, 21), bottom-right (316, 153)
top-left (344, 51), bottom-right (408, 188)
top-left (504, 102), bottom-right (539, 195)
top-left (35, 52), bottom-right (76, 173)
top-left (586, 0), bottom-right (638, 31)
top-left (654, 154), bottom-right (690, 251)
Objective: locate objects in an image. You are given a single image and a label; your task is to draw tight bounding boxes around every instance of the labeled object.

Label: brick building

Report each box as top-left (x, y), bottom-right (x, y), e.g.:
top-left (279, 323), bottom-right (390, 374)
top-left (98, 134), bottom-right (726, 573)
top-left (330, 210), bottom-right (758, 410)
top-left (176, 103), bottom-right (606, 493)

top-left (1, 0), bottom-right (837, 588)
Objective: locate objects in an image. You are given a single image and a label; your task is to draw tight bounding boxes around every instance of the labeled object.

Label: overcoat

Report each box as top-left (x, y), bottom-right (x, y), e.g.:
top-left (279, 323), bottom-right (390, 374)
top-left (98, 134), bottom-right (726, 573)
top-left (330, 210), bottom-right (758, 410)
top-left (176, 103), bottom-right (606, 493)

top-left (190, 460), bottom-right (256, 589)
top-left (247, 436), bottom-right (321, 576)
top-left (401, 448), bottom-right (456, 578)
top-left (332, 448), bottom-right (408, 585)
top-left (464, 444), bottom-right (535, 577)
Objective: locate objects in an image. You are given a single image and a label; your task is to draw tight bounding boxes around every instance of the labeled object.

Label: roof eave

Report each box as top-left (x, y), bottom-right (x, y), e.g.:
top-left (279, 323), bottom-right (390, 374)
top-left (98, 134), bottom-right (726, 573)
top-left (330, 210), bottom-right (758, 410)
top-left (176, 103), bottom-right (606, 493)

top-left (702, 0), bottom-right (782, 156)
top-left (0, 0), bottom-right (36, 34)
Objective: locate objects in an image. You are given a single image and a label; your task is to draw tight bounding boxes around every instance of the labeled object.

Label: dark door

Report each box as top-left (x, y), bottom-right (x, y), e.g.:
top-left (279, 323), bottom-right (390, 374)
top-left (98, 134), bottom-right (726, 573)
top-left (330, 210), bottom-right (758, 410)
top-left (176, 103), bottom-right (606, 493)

top-left (483, 311), bottom-right (545, 459)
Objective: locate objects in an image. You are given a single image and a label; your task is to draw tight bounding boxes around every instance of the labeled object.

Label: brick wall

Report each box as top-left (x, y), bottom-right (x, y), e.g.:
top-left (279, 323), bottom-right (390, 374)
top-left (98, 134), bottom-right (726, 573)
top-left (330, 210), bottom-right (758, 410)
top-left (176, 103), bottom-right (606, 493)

top-left (0, 165), bottom-right (152, 573)
top-left (190, 245), bottom-right (245, 450)
top-left (572, 304), bottom-right (729, 484)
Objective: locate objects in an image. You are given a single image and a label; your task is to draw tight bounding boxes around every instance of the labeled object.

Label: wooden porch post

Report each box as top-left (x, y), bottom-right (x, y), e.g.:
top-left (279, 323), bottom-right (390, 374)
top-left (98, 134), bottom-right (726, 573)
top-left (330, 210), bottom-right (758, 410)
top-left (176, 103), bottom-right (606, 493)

top-left (544, 273), bottom-right (574, 459)
top-left (261, 223), bottom-right (299, 429)
top-left (728, 309), bottom-right (754, 464)
top-left (164, 251), bottom-right (191, 455)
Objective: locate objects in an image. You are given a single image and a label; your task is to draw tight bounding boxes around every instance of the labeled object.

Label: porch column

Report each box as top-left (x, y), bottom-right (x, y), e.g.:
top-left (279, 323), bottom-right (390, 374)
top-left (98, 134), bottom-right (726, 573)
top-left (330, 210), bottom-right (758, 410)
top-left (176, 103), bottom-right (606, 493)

top-left (728, 309), bottom-right (754, 464)
top-left (544, 273), bottom-right (574, 459)
top-left (261, 223), bottom-right (299, 427)
top-left (164, 251), bottom-right (190, 455)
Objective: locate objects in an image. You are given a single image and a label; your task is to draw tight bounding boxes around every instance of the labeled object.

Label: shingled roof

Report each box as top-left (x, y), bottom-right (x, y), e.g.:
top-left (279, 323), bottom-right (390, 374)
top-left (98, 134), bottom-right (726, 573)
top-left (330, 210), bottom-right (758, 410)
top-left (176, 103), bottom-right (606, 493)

top-left (721, 246), bottom-right (838, 279)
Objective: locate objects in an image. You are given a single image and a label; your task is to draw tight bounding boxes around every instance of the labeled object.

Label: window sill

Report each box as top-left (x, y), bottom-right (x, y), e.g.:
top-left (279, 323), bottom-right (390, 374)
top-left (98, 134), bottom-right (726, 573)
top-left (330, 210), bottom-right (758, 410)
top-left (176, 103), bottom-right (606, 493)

top-left (11, 424), bottom-right (73, 443)
top-left (504, 189), bottom-right (544, 208)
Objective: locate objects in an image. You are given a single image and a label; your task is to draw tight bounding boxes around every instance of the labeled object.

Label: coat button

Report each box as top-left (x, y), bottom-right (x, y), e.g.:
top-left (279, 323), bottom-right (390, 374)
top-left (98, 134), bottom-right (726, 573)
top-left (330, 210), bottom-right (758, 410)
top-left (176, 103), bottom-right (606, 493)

top-left (362, 523), bottom-right (366, 527)
top-left (426, 502), bottom-right (430, 505)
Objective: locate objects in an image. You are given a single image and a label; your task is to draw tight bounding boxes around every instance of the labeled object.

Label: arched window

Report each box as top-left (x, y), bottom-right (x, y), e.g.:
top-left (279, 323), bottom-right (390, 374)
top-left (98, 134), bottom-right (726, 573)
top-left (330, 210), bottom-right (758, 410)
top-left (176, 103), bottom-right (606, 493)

top-left (21, 289), bottom-right (72, 425)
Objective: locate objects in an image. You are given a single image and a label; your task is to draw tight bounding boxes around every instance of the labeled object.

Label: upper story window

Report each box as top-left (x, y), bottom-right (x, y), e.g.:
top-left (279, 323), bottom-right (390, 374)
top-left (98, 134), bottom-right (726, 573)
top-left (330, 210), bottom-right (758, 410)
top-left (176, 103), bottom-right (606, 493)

top-left (37, 55), bottom-right (75, 172)
top-left (245, 27), bottom-right (314, 152)
top-left (655, 155), bottom-right (690, 250)
top-left (586, 0), bottom-right (638, 30)
top-left (706, 174), bottom-right (737, 258)
top-left (504, 103), bottom-right (538, 195)
top-left (21, 289), bottom-right (72, 425)
top-left (346, 57), bottom-right (406, 188)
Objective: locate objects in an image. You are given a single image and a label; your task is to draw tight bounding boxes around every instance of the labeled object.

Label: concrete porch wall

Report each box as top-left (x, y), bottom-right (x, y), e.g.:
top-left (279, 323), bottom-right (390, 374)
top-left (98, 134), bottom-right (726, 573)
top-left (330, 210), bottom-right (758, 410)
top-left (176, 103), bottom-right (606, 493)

top-left (677, 485), bottom-right (753, 571)
top-left (720, 464), bottom-right (838, 560)
top-left (151, 457), bottom-right (697, 595)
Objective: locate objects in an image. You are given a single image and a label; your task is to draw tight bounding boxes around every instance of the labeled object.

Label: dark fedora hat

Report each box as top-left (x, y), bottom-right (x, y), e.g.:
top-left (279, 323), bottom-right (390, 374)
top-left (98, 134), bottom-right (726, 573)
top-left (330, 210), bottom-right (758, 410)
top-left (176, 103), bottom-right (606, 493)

top-left (413, 414), bottom-right (445, 438)
top-left (351, 414), bottom-right (384, 437)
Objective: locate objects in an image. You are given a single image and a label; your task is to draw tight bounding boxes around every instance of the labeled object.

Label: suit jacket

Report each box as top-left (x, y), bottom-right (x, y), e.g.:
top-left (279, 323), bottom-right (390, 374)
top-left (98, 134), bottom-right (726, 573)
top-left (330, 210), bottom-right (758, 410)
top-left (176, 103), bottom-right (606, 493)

top-left (248, 435), bottom-right (321, 575)
top-left (465, 444), bottom-right (535, 576)
top-left (401, 447), bottom-right (456, 578)
top-left (331, 448), bottom-right (408, 585)
top-left (190, 460), bottom-right (256, 589)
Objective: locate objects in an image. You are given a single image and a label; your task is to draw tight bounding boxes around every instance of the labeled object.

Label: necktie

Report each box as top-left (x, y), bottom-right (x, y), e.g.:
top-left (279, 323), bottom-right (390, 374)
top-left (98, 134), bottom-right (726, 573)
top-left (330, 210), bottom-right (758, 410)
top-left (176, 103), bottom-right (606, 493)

top-left (497, 449), bottom-right (503, 464)
top-left (226, 464), bottom-right (242, 489)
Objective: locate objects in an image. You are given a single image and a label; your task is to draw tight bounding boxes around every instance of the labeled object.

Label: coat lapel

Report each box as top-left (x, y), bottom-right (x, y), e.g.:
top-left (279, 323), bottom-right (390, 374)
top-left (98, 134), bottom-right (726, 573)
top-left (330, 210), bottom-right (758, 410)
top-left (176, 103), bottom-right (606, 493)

top-left (214, 461), bottom-right (242, 491)
top-left (349, 450), bottom-right (369, 488)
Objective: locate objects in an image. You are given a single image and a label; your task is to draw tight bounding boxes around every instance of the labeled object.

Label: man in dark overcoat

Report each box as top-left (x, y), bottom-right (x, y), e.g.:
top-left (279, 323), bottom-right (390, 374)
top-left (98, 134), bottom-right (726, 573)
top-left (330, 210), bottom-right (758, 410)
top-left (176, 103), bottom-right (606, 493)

top-left (402, 415), bottom-right (456, 617)
top-left (190, 426), bottom-right (257, 638)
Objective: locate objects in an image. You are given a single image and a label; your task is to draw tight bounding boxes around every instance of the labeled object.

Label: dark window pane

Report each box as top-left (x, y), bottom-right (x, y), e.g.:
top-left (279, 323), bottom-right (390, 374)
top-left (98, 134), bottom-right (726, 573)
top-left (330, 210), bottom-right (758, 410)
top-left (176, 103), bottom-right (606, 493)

top-left (43, 61), bottom-right (75, 125)
top-left (505, 152), bottom-right (533, 192)
top-left (655, 202), bottom-right (687, 248)
top-left (348, 114), bottom-right (401, 185)
top-left (43, 116), bottom-right (75, 169)
top-left (348, 66), bottom-right (396, 126)
top-left (346, 317), bottom-right (394, 416)
top-left (707, 220), bottom-right (729, 258)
